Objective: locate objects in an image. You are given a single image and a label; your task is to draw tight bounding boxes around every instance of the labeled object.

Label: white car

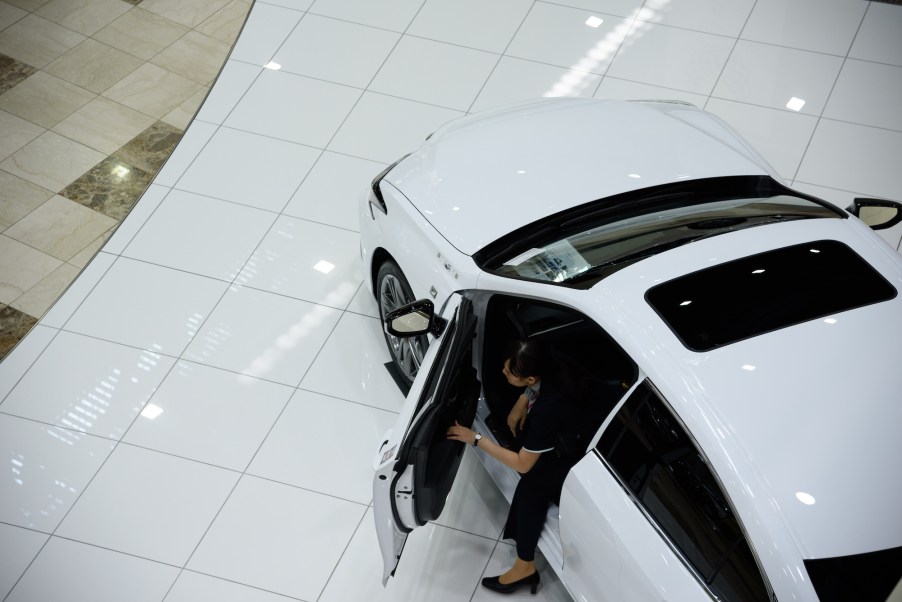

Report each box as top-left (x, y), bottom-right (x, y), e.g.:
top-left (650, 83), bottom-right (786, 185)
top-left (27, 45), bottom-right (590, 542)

top-left (360, 98), bottom-right (902, 601)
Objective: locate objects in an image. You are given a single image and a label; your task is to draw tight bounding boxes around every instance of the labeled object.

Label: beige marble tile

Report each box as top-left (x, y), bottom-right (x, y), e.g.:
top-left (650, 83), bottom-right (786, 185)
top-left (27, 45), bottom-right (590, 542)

top-left (196, 0), bottom-right (252, 44)
top-left (162, 85), bottom-right (207, 130)
top-left (51, 96), bottom-right (156, 155)
top-left (0, 130), bottom-right (105, 192)
top-left (0, 70), bottom-right (95, 128)
top-left (102, 62), bottom-right (201, 118)
top-left (0, 170), bottom-right (54, 231)
top-left (0, 109), bottom-right (44, 162)
top-left (67, 226), bottom-right (112, 267)
top-left (4, 0), bottom-right (50, 12)
top-left (44, 38), bottom-right (143, 93)
top-left (93, 8), bottom-right (189, 62)
top-left (34, 0), bottom-right (130, 36)
top-left (10, 261), bottom-right (80, 318)
top-left (4, 195), bottom-right (116, 261)
top-left (0, 2), bottom-right (28, 30)
top-left (0, 234), bottom-right (62, 304)
top-left (140, 0), bottom-right (230, 28)
top-left (150, 30), bottom-right (230, 85)
top-left (0, 14), bottom-right (85, 68)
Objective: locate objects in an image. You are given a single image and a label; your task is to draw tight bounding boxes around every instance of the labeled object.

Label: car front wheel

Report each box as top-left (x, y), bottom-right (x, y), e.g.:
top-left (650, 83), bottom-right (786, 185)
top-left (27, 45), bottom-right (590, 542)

top-left (376, 260), bottom-right (427, 387)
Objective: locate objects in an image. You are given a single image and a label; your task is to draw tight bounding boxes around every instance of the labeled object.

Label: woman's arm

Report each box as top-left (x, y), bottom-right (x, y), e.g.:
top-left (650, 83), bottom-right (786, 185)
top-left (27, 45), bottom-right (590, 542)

top-left (447, 421), bottom-right (540, 474)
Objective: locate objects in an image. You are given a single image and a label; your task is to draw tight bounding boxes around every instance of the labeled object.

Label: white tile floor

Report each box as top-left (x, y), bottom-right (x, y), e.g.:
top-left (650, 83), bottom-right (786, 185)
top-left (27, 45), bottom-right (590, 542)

top-left (2, 1), bottom-right (902, 601)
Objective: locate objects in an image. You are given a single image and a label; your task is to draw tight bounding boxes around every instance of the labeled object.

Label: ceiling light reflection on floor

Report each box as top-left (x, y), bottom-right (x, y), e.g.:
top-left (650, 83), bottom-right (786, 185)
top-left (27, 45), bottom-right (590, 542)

top-left (786, 97), bottom-right (806, 111)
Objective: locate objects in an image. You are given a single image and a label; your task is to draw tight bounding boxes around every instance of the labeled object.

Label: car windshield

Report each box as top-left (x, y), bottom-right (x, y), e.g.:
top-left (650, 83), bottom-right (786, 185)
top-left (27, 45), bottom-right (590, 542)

top-left (475, 176), bottom-right (842, 289)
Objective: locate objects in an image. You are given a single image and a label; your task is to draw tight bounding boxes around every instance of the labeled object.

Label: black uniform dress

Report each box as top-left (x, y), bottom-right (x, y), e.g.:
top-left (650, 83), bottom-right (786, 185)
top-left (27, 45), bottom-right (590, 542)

top-left (503, 378), bottom-right (582, 562)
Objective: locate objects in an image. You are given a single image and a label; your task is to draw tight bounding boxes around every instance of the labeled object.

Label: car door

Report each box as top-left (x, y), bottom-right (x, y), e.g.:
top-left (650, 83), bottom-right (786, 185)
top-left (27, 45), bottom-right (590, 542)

top-left (372, 293), bottom-right (480, 584)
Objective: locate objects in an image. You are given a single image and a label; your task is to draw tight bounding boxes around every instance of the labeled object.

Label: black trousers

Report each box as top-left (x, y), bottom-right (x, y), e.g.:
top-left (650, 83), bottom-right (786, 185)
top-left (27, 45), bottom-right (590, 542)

top-left (502, 461), bottom-right (571, 562)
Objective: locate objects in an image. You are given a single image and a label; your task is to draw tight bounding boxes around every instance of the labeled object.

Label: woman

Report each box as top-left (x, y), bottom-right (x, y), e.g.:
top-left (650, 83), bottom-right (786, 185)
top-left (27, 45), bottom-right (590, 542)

top-left (447, 339), bottom-right (584, 595)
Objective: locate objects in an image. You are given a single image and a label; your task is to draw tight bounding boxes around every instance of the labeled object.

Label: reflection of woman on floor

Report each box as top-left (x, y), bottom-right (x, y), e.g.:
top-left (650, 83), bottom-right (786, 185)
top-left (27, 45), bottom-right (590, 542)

top-left (447, 339), bottom-right (584, 595)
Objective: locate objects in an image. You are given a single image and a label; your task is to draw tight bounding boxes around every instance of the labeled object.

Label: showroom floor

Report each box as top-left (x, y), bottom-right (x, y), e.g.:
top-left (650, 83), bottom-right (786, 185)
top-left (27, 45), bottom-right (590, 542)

top-left (1, 0), bottom-right (901, 601)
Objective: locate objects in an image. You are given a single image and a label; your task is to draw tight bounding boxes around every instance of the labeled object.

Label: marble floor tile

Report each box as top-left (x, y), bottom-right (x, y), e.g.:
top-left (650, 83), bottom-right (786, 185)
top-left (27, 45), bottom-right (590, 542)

top-left (195, 0), bottom-right (251, 45)
top-left (0, 413), bottom-right (116, 531)
top-left (5, 537), bottom-right (178, 602)
top-left (122, 360), bottom-right (292, 471)
top-left (0, 235), bottom-right (62, 305)
top-left (59, 156), bottom-right (153, 221)
top-left (56, 444), bottom-right (240, 565)
top-left (187, 475), bottom-right (366, 601)
top-left (150, 30), bottom-right (230, 86)
top-left (0, 109), bottom-right (44, 163)
top-left (140, 0), bottom-right (230, 28)
top-left (369, 35), bottom-right (498, 111)
top-left (0, 3), bottom-right (27, 31)
top-left (247, 388), bottom-right (397, 503)
top-left (0, 523), bottom-right (47, 600)
top-left (51, 96), bottom-right (156, 155)
top-left (103, 62), bottom-right (202, 119)
top-left (283, 150), bottom-right (386, 232)
top-left (66, 226), bottom-right (111, 267)
top-left (92, 7), bottom-right (189, 61)
top-left (0, 171), bottom-right (54, 231)
top-left (39, 250), bottom-right (114, 328)
top-left (113, 120), bottom-right (183, 174)
top-left (3, 0), bottom-right (52, 12)
top-left (34, 0), bottom-right (130, 36)
top-left (4, 195), bottom-right (116, 261)
top-left (151, 120), bottom-right (215, 187)
top-left (470, 55), bottom-right (602, 113)
top-left (8, 262), bottom-right (79, 318)
top-left (0, 70), bottom-right (95, 129)
top-left (0, 323), bottom-right (55, 401)
top-left (0, 14), bottom-right (84, 69)
top-left (0, 53), bottom-right (37, 95)
top-left (0, 304), bottom-right (37, 359)
top-left (226, 2), bottom-right (303, 67)
top-left (193, 60), bottom-right (260, 125)
top-left (162, 84), bottom-right (207, 130)
top-left (44, 38), bottom-right (143, 94)
top-left (271, 13), bottom-right (400, 89)
top-left (1, 130), bottom-right (105, 192)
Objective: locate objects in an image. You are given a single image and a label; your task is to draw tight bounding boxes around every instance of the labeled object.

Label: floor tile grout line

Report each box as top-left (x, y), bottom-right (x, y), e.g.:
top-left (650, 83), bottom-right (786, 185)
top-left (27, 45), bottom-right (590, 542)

top-left (312, 506), bottom-right (370, 602)
top-left (173, 567), bottom-right (309, 601)
top-left (588, 0), bottom-right (646, 98)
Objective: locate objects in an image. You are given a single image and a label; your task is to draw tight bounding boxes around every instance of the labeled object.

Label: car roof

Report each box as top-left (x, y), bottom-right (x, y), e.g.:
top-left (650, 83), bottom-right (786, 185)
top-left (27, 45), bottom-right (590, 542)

top-left (387, 98), bottom-right (775, 256)
top-left (592, 216), bottom-right (902, 561)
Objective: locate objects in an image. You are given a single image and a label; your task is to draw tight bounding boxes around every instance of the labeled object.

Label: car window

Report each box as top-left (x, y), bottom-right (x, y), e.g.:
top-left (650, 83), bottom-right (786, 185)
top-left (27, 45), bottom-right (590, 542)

top-left (597, 381), bottom-right (769, 601)
top-left (646, 239), bottom-right (897, 351)
top-left (474, 176), bottom-right (842, 289)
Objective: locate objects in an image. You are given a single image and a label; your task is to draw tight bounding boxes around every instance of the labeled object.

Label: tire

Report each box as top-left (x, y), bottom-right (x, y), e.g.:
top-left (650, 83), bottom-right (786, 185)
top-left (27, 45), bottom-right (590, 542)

top-left (376, 260), bottom-right (428, 387)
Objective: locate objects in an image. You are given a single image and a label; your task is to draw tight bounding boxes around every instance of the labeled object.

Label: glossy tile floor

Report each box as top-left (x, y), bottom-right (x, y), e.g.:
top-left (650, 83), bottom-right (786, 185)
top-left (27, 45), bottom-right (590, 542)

top-left (2, 0), bottom-right (902, 600)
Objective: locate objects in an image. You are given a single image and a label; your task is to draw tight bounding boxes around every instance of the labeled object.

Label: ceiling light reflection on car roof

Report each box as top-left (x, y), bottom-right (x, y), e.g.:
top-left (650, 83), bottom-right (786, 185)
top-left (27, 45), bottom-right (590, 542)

top-left (795, 491), bottom-right (816, 505)
top-left (742, 364), bottom-right (756, 371)
top-left (314, 260), bottom-right (335, 274)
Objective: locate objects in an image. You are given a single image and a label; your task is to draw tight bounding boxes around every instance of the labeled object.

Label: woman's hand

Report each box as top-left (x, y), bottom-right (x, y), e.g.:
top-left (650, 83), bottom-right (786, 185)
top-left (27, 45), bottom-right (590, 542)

top-left (446, 420), bottom-right (476, 445)
top-left (507, 394), bottom-right (528, 436)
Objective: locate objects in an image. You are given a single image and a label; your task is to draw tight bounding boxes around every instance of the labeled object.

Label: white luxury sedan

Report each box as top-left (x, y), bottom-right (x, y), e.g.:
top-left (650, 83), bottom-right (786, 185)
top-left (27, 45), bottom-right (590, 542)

top-left (360, 98), bottom-right (902, 601)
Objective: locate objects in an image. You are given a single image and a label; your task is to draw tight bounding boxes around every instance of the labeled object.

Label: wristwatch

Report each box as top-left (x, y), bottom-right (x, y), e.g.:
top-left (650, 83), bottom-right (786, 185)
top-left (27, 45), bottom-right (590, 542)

top-left (473, 433), bottom-right (482, 447)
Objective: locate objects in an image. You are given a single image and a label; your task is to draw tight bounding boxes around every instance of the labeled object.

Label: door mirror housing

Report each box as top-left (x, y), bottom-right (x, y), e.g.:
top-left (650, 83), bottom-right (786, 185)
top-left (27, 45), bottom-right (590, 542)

top-left (386, 299), bottom-right (446, 337)
top-left (847, 198), bottom-right (902, 230)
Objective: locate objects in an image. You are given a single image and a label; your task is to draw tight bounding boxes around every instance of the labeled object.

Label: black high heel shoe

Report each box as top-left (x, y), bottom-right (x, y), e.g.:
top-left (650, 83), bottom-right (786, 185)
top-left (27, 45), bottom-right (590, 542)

top-left (481, 571), bottom-right (540, 595)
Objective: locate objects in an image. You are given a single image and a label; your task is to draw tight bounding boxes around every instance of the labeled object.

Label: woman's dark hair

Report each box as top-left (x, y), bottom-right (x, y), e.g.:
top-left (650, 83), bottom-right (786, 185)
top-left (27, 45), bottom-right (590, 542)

top-left (504, 338), bottom-right (588, 403)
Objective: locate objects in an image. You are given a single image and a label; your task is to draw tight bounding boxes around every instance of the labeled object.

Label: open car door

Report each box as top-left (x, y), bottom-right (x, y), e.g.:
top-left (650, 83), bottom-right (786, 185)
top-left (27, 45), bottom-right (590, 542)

top-left (372, 294), bottom-right (480, 584)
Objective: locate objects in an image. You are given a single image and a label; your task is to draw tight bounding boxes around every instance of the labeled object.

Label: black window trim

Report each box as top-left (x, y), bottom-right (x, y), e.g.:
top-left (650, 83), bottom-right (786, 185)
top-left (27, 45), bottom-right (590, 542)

top-left (591, 378), bottom-right (775, 602)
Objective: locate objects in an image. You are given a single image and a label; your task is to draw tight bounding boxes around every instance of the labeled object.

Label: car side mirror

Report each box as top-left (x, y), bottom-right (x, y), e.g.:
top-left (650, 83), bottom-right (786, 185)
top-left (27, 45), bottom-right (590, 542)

top-left (846, 198), bottom-right (902, 230)
top-left (385, 299), bottom-right (446, 337)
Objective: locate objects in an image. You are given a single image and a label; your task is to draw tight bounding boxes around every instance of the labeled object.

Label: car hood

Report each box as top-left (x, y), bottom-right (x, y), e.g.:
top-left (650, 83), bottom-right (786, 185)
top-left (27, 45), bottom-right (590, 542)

top-left (386, 98), bottom-right (776, 256)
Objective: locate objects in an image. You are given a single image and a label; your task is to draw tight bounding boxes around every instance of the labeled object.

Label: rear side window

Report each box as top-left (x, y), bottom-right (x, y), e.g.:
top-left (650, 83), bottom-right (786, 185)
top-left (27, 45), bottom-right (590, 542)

top-left (646, 240), bottom-right (897, 351)
top-left (597, 381), bottom-right (769, 601)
